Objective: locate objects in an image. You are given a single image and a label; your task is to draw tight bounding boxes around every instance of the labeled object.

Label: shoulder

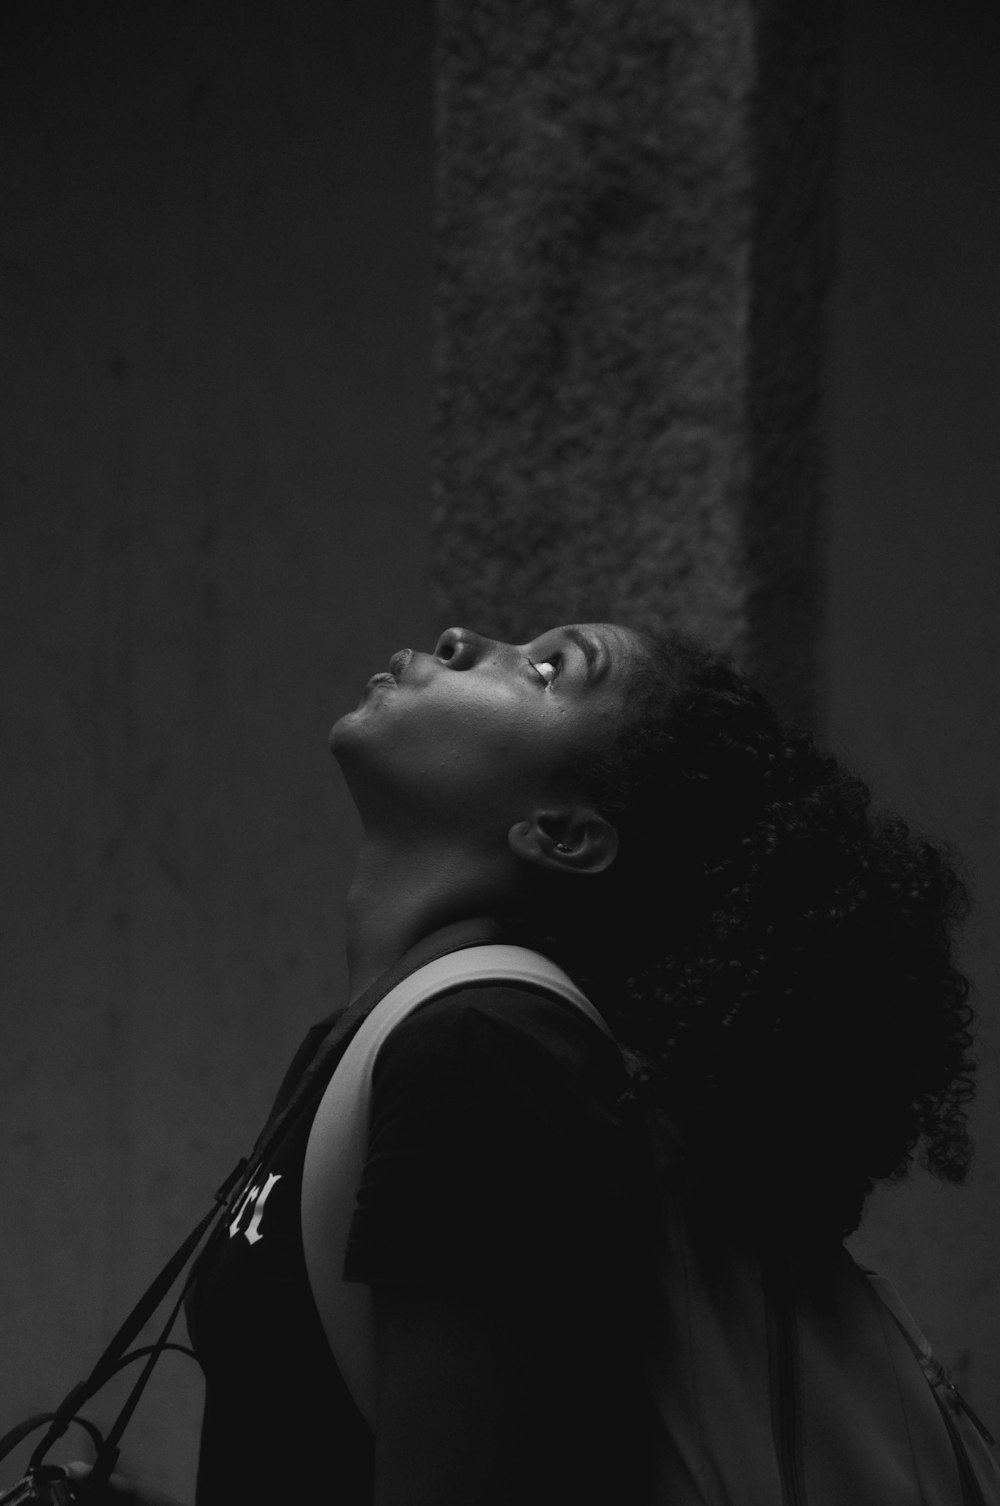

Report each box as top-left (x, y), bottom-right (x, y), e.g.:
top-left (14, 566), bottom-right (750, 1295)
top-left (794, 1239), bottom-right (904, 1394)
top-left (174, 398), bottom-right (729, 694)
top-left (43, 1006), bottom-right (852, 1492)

top-left (348, 981), bottom-right (643, 1289)
top-left (373, 981), bottom-right (629, 1105)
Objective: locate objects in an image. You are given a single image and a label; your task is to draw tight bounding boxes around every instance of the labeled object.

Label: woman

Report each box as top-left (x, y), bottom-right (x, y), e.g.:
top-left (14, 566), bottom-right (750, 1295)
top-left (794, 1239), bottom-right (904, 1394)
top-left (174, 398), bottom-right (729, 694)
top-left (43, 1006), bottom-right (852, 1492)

top-left (72, 621), bottom-right (977, 1505)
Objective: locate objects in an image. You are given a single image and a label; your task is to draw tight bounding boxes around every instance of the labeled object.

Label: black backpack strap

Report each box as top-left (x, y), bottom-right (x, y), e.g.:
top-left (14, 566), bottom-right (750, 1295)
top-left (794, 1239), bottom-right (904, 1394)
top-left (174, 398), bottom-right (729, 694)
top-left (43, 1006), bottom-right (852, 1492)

top-left (3, 918), bottom-right (507, 1484)
top-left (8, 1158), bottom-right (249, 1483)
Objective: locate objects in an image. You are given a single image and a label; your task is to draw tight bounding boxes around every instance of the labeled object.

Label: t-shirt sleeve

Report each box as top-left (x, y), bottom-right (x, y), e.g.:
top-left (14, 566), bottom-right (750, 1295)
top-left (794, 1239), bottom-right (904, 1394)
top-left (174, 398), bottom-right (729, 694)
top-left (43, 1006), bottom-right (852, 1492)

top-left (342, 984), bottom-right (636, 1292)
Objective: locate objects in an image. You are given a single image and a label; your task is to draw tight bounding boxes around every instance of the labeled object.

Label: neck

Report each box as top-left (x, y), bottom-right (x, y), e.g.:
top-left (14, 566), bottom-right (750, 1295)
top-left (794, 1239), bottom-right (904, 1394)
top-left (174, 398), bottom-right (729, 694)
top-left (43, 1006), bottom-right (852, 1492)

top-left (343, 834), bottom-right (514, 1002)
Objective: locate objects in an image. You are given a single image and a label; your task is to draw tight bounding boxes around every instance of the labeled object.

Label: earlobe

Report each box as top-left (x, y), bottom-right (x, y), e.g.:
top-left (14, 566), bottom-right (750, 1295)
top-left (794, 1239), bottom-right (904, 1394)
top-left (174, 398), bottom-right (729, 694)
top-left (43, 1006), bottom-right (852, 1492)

top-left (508, 809), bottom-right (619, 875)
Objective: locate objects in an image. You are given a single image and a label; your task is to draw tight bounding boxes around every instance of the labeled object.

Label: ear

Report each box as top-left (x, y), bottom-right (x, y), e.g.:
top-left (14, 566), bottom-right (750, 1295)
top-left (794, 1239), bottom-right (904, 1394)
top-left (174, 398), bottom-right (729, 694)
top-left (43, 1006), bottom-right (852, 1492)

top-left (508, 806), bottom-right (619, 876)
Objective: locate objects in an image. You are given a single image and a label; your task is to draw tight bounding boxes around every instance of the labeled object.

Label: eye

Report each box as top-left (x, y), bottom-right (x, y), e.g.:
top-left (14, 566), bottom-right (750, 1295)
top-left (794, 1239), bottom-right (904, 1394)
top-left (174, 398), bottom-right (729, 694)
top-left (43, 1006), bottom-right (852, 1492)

top-left (529, 657), bottom-right (560, 688)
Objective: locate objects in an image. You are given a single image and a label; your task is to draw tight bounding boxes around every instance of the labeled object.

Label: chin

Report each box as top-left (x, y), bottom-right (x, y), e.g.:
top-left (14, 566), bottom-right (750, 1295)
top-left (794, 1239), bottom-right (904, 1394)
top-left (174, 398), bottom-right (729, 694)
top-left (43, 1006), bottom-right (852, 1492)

top-left (329, 705), bottom-right (384, 780)
top-left (328, 711), bottom-right (358, 759)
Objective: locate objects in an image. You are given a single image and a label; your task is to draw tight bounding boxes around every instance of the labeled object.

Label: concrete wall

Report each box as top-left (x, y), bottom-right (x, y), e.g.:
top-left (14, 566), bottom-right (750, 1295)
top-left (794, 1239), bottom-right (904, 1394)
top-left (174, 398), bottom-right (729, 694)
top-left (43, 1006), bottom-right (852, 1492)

top-left (434, 0), bottom-right (840, 729)
top-left (829, 0), bottom-right (1000, 1423)
top-left (0, 4), bottom-right (432, 1495)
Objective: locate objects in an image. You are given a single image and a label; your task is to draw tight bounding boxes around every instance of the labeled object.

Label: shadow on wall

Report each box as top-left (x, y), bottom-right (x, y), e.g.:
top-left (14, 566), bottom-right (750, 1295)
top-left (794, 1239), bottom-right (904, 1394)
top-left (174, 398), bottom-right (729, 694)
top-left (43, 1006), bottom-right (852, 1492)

top-left (0, 2), bottom-right (434, 1496)
top-left (828, 0), bottom-right (1000, 1428)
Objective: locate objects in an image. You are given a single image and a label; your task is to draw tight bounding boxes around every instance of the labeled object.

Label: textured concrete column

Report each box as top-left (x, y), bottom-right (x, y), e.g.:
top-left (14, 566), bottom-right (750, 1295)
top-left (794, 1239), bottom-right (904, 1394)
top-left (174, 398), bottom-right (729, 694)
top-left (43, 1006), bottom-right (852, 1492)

top-left (434, 0), bottom-right (840, 726)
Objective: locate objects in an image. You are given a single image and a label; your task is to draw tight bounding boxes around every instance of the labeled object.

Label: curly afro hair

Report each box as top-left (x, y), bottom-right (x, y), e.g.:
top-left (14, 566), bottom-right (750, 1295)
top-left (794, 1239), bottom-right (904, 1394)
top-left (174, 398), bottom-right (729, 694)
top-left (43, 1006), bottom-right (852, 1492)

top-left (530, 628), bottom-right (976, 1245)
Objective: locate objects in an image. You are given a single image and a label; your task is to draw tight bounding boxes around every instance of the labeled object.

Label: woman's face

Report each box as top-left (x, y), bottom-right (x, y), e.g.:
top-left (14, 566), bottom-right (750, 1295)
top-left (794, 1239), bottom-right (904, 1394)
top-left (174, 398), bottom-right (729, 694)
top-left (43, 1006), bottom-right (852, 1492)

top-left (331, 622), bottom-right (643, 843)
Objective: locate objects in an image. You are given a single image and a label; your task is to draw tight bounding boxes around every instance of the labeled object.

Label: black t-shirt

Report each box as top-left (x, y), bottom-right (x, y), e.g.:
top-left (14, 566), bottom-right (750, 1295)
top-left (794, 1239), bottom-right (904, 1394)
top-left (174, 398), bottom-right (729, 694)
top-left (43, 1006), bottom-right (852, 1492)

top-left (187, 945), bottom-right (650, 1504)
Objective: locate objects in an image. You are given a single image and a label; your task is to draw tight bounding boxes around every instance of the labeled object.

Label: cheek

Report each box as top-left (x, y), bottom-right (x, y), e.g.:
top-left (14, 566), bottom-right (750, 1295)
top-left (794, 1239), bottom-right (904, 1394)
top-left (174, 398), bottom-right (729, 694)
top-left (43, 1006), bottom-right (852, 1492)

top-left (423, 686), bottom-right (534, 752)
top-left (417, 710), bottom-right (554, 809)
top-left (381, 680), bottom-right (571, 791)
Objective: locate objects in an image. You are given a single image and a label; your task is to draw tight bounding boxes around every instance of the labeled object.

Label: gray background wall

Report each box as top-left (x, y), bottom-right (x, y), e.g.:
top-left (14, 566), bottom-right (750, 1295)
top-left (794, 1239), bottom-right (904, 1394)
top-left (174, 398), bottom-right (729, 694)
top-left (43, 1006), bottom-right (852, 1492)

top-left (434, 0), bottom-right (837, 729)
top-left (830, 0), bottom-right (1000, 1416)
top-left (0, 3), bottom-right (433, 1494)
top-left (0, 0), bottom-right (997, 1499)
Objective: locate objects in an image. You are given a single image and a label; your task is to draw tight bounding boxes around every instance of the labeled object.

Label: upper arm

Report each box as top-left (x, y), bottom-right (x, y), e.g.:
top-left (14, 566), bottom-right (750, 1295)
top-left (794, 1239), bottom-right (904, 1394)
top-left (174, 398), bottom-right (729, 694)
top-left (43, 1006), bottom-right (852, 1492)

top-left (372, 1281), bottom-right (578, 1506)
top-left (344, 986), bottom-right (633, 1290)
top-left (346, 988), bottom-right (647, 1503)
top-left (370, 1271), bottom-right (629, 1506)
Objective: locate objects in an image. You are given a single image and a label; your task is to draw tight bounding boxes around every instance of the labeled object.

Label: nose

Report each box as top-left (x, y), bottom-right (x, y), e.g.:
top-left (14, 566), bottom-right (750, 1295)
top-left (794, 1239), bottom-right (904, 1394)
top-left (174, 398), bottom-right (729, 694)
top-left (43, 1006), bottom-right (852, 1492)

top-left (433, 626), bottom-right (492, 670)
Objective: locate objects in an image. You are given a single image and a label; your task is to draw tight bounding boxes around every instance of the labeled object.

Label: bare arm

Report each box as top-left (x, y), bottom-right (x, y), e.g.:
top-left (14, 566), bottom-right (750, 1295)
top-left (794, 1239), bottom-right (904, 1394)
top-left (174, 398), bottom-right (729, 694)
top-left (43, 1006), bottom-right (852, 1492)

top-left (372, 1282), bottom-right (603, 1506)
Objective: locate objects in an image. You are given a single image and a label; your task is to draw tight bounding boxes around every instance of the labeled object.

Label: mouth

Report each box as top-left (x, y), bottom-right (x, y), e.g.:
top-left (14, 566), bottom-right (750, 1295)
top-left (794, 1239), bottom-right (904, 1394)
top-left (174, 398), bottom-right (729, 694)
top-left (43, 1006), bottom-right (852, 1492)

top-left (388, 647), bottom-right (413, 680)
top-left (363, 647), bottom-right (412, 694)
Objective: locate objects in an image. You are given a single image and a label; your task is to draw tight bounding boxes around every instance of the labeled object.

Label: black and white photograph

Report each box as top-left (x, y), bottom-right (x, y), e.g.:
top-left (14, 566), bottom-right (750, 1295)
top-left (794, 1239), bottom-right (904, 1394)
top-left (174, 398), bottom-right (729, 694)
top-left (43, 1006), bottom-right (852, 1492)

top-left (1, 2), bottom-right (998, 1502)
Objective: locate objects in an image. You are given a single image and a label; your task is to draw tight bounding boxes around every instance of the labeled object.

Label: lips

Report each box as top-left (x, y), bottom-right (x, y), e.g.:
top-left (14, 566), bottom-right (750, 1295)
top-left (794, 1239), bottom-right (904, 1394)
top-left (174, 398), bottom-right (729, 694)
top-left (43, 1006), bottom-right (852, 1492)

top-left (388, 647), bottom-right (413, 680)
top-left (363, 647), bottom-right (413, 696)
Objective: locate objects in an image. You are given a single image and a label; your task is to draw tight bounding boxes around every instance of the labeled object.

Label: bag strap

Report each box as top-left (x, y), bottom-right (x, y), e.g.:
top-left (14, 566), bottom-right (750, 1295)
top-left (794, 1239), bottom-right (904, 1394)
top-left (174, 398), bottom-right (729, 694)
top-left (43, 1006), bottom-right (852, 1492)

top-left (865, 1271), bottom-right (997, 1449)
top-left (250, 922), bottom-right (512, 1162)
top-left (2, 927), bottom-right (509, 1483)
top-left (5, 998), bottom-right (376, 1480)
top-left (301, 943), bottom-right (609, 1428)
top-left (0, 1156), bottom-right (252, 1487)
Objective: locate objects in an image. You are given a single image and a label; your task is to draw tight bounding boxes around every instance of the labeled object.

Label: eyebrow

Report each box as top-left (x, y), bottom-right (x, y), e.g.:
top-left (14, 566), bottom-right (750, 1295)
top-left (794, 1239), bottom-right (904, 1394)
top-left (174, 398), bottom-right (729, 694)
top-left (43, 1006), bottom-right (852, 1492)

top-left (563, 627), bottom-right (609, 684)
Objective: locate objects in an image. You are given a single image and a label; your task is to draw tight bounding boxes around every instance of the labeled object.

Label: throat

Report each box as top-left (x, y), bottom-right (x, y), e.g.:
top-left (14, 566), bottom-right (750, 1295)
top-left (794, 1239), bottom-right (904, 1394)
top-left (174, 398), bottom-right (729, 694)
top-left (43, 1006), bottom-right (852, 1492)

top-left (343, 839), bottom-right (515, 1003)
